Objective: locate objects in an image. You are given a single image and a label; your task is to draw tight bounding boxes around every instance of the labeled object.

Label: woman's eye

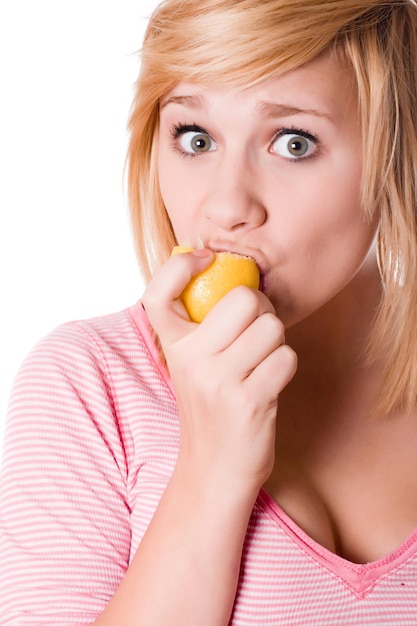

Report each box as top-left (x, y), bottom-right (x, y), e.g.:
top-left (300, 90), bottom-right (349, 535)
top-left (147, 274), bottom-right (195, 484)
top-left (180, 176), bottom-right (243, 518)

top-left (272, 130), bottom-right (317, 160)
top-left (179, 131), bottom-right (215, 154)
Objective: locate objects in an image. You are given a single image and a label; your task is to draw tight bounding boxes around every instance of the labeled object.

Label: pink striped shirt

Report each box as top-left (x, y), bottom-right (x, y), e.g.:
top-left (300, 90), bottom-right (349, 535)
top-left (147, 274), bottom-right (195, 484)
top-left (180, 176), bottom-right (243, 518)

top-left (1, 302), bottom-right (417, 624)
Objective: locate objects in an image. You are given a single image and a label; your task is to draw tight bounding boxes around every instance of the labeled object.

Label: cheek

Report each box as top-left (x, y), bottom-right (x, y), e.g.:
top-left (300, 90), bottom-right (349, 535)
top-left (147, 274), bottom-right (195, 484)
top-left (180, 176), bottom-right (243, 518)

top-left (300, 184), bottom-right (374, 281)
top-left (299, 156), bottom-right (364, 250)
top-left (158, 147), bottom-right (210, 242)
top-left (157, 149), bottom-right (176, 209)
top-left (157, 150), bottom-right (189, 235)
top-left (292, 218), bottom-right (375, 313)
top-left (268, 173), bottom-right (375, 323)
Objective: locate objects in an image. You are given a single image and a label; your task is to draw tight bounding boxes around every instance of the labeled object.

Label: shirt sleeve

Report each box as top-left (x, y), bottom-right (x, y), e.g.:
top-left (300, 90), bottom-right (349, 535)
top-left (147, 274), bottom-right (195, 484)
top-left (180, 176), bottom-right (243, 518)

top-left (0, 322), bottom-right (132, 625)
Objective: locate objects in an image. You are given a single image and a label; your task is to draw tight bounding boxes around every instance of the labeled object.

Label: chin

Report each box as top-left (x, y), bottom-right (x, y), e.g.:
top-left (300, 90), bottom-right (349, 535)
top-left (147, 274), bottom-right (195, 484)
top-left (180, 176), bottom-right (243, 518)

top-left (273, 297), bottom-right (323, 330)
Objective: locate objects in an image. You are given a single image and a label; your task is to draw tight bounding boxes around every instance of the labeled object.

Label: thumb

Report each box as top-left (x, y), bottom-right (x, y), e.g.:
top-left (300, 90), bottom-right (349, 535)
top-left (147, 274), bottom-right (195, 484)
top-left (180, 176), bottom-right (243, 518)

top-left (142, 248), bottom-right (214, 345)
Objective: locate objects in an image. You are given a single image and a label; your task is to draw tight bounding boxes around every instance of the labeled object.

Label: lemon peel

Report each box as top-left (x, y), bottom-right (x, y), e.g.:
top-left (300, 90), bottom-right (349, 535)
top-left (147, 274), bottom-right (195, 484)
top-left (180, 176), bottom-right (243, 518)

top-left (171, 246), bottom-right (260, 322)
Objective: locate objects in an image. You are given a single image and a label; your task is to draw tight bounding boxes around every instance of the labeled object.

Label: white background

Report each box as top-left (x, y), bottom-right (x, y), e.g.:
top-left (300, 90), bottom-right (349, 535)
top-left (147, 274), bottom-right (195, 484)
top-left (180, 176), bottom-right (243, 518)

top-left (0, 1), bottom-right (160, 454)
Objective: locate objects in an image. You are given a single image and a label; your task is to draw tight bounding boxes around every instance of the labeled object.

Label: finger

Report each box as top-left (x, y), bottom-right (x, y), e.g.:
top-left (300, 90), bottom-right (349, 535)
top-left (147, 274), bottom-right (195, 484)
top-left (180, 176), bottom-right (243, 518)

top-left (225, 311), bottom-right (286, 379)
top-left (142, 248), bottom-right (214, 343)
top-left (197, 286), bottom-right (276, 353)
top-left (247, 343), bottom-right (298, 399)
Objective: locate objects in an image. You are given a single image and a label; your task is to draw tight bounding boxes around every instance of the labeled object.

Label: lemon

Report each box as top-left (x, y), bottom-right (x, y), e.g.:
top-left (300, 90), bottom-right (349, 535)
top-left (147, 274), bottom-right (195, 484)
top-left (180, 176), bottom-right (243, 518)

top-left (171, 246), bottom-right (260, 322)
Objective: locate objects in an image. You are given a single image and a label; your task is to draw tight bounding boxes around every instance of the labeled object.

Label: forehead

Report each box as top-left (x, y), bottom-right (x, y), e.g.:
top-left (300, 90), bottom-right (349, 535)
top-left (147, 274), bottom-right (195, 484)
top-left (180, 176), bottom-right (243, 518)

top-left (161, 53), bottom-right (357, 123)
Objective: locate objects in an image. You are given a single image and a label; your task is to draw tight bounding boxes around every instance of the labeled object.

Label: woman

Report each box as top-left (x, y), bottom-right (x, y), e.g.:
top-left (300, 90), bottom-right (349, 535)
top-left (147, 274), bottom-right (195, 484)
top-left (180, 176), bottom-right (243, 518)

top-left (2, 1), bottom-right (417, 623)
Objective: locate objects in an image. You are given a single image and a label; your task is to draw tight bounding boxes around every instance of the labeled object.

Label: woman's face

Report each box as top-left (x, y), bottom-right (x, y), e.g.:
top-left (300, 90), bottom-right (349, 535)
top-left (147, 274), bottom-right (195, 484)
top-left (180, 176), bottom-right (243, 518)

top-left (157, 53), bottom-right (377, 327)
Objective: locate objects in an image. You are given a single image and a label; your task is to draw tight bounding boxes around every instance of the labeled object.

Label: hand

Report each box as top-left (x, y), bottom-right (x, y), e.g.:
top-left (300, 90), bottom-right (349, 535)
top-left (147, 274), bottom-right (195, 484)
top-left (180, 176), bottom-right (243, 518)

top-left (142, 249), bottom-right (297, 492)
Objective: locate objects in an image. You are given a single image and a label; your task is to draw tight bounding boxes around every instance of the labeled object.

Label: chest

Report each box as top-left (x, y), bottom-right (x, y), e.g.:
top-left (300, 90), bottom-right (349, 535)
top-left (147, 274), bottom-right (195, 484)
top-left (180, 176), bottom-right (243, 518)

top-left (229, 491), bottom-right (417, 625)
top-left (264, 410), bottom-right (417, 565)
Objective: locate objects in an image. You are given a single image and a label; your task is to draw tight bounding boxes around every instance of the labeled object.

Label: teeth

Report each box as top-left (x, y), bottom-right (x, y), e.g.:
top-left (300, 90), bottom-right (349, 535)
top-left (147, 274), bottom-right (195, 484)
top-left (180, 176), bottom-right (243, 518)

top-left (195, 236), bottom-right (205, 250)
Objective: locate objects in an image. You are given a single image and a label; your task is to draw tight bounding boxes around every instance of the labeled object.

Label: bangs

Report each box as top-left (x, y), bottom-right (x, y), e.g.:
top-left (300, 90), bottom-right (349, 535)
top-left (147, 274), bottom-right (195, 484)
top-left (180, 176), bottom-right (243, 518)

top-left (141, 0), bottom-right (384, 90)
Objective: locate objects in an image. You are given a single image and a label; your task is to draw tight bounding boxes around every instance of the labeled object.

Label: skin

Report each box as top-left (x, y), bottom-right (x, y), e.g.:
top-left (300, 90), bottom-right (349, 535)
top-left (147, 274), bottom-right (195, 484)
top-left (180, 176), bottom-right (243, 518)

top-left (95, 52), bottom-right (417, 624)
top-left (157, 53), bottom-right (373, 329)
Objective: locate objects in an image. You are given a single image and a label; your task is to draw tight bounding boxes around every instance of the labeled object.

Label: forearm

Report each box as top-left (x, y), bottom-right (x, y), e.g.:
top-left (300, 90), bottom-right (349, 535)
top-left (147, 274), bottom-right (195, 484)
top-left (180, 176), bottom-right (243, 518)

top-left (107, 251), bottom-right (296, 625)
top-left (94, 463), bottom-right (259, 625)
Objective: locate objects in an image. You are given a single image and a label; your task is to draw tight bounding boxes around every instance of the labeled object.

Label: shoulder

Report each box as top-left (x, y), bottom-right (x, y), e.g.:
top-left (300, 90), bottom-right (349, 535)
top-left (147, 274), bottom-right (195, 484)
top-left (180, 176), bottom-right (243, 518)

top-left (9, 302), bottom-right (174, 418)
top-left (17, 302), bottom-right (159, 383)
top-left (35, 303), bottom-right (146, 359)
top-left (6, 303), bottom-right (172, 429)
top-left (3, 302), bottom-right (174, 479)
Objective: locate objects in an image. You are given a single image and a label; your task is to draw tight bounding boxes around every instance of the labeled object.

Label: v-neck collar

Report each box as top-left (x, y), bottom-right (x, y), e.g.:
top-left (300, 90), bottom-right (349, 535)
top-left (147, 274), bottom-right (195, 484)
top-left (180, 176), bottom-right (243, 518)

top-left (258, 488), bottom-right (417, 597)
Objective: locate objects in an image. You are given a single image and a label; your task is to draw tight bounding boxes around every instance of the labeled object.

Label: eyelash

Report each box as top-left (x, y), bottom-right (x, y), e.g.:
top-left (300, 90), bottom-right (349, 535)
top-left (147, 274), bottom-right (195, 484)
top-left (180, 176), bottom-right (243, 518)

top-left (272, 127), bottom-right (319, 160)
top-left (169, 122), bottom-right (320, 161)
top-left (170, 123), bottom-right (207, 136)
top-left (169, 123), bottom-right (210, 159)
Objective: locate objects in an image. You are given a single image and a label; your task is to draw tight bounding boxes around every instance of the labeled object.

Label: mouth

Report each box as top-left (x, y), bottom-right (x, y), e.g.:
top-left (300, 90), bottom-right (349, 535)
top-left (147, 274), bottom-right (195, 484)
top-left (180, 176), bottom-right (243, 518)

top-left (258, 272), bottom-right (267, 293)
top-left (206, 243), bottom-right (268, 293)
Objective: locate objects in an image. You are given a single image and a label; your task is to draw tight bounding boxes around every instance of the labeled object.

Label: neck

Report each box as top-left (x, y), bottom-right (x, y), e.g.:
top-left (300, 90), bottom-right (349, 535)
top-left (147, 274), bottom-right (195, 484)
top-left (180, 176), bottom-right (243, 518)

top-left (283, 252), bottom-right (383, 419)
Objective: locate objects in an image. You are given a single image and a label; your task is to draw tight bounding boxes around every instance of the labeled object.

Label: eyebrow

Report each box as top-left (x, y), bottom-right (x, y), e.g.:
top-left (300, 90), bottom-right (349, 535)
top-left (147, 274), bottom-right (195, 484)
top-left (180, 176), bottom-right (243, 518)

top-left (258, 102), bottom-right (333, 122)
top-left (160, 94), bottom-right (206, 111)
top-left (160, 94), bottom-right (332, 122)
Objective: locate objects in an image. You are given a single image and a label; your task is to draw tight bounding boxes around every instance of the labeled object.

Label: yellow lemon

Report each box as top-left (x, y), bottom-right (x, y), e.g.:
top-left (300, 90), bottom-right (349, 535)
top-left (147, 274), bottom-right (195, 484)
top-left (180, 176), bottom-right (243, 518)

top-left (172, 246), bottom-right (260, 322)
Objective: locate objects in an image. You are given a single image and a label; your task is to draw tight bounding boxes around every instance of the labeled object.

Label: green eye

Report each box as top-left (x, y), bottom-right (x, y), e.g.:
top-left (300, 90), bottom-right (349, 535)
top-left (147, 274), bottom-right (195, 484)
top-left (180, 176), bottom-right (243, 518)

top-left (272, 131), bottom-right (317, 160)
top-left (180, 131), bottom-right (214, 153)
top-left (287, 136), bottom-right (309, 156)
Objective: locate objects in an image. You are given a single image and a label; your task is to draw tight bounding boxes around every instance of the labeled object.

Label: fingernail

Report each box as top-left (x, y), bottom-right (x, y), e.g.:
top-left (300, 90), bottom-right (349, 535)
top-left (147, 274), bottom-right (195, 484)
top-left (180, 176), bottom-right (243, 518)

top-left (192, 248), bottom-right (213, 258)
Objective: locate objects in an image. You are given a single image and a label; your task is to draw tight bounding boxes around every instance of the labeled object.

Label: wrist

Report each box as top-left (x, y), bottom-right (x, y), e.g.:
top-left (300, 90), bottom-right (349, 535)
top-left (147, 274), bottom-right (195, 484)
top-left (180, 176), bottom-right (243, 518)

top-left (172, 455), bottom-right (261, 517)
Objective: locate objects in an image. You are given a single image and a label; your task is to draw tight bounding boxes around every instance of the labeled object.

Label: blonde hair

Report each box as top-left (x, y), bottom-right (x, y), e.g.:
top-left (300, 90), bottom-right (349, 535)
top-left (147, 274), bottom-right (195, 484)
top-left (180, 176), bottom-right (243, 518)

top-left (127, 0), bottom-right (417, 415)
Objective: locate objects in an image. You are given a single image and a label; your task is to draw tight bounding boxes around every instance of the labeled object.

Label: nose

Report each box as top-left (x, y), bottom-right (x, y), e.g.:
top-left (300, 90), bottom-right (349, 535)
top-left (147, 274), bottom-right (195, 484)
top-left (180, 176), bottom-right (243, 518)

top-left (201, 155), bottom-right (266, 233)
